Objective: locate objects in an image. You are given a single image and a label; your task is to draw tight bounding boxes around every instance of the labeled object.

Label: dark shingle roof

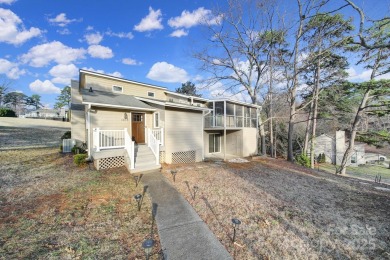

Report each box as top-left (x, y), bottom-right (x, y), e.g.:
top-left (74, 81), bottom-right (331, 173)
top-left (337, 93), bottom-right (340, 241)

top-left (81, 89), bottom-right (155, 110)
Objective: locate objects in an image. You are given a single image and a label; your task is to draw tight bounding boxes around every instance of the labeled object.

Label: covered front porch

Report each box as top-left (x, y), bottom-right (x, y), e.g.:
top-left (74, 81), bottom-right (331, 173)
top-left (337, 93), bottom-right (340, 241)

top-left (91, 128), bottom-right (163, 171)
top-left (82, 89), bottom-right (164, 171)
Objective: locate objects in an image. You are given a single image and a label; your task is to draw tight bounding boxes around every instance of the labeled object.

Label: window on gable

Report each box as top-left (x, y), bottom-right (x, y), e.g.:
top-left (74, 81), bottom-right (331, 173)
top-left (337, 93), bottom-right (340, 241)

top-left (154, 112), bottom-right (160, 128)
top-left (148, 91), bottom-right (155, 98)
top-left (112, 85), bottom-right (123, 93)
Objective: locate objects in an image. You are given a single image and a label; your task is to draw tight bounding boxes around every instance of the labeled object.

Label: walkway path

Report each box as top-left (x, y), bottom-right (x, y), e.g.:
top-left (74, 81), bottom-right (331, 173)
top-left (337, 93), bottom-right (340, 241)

top-left (141, 171), bottom-right (232, 260)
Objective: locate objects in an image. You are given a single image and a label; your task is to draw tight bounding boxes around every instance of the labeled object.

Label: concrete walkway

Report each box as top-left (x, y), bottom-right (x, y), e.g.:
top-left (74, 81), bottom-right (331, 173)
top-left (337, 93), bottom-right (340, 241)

top-left (141, 171), bottom-right (232, 260)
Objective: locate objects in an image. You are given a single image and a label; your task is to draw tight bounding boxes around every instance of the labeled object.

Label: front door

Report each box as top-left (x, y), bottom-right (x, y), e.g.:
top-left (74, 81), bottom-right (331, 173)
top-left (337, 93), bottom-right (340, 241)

top-left (132, 113), bottom-right (145, 144)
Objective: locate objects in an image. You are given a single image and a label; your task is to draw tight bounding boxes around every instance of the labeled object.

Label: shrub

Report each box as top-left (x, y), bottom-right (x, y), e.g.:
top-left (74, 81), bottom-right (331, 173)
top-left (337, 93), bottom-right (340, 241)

top-left (74, 154), bottom-right (88, 166)
top-left (295, 153), bottom-right (310, 168)
top-left (61, 131), bottom-right (71, 140)
top-left (0, 108), bottom-right (16, 117)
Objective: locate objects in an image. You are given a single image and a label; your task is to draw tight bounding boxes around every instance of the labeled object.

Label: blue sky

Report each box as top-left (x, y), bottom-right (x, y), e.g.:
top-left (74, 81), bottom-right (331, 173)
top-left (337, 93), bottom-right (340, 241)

top-left (0, 0), bottom-right (389, 108)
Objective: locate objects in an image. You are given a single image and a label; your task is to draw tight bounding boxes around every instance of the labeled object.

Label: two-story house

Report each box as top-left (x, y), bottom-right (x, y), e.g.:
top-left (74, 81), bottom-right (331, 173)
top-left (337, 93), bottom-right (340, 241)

top-left (71, 69), bottom-right (261, 173)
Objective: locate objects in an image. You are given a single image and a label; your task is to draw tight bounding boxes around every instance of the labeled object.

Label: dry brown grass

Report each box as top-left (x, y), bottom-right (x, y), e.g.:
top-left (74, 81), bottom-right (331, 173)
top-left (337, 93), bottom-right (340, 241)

top-left (0, 122), bottom-right (160, 259)
top-left (162, 158), bottom-right (390, 259)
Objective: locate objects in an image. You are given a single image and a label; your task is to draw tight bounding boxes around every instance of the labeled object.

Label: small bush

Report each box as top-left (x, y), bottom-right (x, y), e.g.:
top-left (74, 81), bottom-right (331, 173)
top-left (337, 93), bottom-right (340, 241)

top-left (295, 154), bottom-right (310, 168)
top-left (74, 154), bottom-right (88, 166)
top-left (0, 108), bottom-right (16, 117)
top-left (61, 131), bottom-right (71, 140)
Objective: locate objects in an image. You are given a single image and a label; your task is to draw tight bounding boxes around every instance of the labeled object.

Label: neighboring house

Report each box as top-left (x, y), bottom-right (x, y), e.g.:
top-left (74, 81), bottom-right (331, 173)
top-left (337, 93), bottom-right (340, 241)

top-left (25, 108), bottom-right (68, 120)
top-left (71, 69), bottom-right (261, 172)
top-left (313, 130), bottom-right (386, 166)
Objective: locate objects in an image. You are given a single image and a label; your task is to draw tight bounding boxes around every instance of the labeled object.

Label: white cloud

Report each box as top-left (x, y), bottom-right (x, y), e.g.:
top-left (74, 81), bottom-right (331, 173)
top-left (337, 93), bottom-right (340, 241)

top-left (0, 58), bottom-right (25, 79)
top-left (82, 67), bottom-right (123, 78)
top-left (169, 29), bottom-right (188, 38)
top-left (134, 7), bottom-right (163, 32)
top-left (347, 67), bottom-right (390, 82)
top-left (0, 0), bottom-right (17, 4)
top-left (29, 79), bottom-right (61, 94)
top-left (49, 63), bottom-right (78, 84)
top-left (122, 58), bottom-right (142, 65)
top-left (106, 30), bottom-right (134, 39)
top-left (85, 32), bottom-right (103, 45)
top-left (86, 26), bottom-right (94, 31)
top-left (168, 7), bottom-right (220, 29)
top-left (57, 28), bottom-right (71, 35)
top-left (48, 13), bottom-right (80, 27)
top-left (87, 45), bottom-right (113, 59)
top-left (0, 8), bottom-right (42, 45)
top-left (21, 41), bottom-right (86, 67)
top-left (147, 62), bottom-right (189, 83)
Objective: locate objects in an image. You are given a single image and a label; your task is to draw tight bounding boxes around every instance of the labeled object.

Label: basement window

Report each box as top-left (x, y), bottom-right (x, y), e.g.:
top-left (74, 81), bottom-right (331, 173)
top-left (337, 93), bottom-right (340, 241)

top-left (112, 85), bottom-right (123, 93)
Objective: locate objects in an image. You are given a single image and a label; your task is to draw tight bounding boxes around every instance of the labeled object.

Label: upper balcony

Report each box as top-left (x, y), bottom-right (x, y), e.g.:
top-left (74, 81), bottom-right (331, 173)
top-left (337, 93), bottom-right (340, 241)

top-left (204, 100), bottom-right (259, 129)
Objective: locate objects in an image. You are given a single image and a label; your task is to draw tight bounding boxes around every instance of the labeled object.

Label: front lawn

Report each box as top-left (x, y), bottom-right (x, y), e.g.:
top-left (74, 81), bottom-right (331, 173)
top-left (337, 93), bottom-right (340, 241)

top-left (0, 147), bottom-right (160, 259)
top-left (162, 158), bottom-right (390, 259)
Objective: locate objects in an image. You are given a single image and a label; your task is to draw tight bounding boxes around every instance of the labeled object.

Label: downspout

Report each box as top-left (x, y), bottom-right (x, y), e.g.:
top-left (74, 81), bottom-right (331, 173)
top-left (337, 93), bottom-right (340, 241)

top-left (87, 104), bottom-right (91, 159)
top-left (224, 100), bottom-right (227, 161)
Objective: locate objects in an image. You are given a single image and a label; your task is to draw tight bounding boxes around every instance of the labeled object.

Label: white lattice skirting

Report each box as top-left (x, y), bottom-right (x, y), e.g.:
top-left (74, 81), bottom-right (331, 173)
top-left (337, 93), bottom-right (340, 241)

top-left (172, 150), bottom-right (196, 164)
top-left (96, 156), bottom-right (125, 170)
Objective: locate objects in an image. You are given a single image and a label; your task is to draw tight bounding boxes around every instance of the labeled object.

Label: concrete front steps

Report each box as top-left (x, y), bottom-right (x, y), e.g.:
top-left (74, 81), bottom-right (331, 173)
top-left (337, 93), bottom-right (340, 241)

top-left (132, 144), bottom-right (161, 173)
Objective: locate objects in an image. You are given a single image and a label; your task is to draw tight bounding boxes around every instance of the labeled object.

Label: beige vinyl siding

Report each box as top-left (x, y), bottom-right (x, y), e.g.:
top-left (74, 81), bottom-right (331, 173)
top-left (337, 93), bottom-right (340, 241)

top-left (83, 74), bottom-right (166, 100)
top-left (71, 109), bottom-right (86, 143)
top-left (90, 108), bottom-right (132, 149)
top-left (242, 128), bottom-right (258, 156)
top-left (70, 80), bottom-right (86, 143)
top-left (71, 80), bottom-right (81, 103)
top-left (165, 108), bottom-right (203, 163)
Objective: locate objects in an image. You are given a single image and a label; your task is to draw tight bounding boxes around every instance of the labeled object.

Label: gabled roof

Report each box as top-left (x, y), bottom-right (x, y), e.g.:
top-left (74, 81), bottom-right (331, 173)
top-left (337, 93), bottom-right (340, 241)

top-left (79, 69), bottom-right (167, 91)
top-left (136, 96), bottom-right (211, 111)
top-left (81, 89), bottom-right (155, 111)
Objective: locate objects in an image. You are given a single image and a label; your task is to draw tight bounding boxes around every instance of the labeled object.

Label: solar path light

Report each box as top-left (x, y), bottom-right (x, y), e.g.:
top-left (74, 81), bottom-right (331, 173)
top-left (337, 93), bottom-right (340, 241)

top-left (142, 239), bottom-right (154, 260)
top-left (193, 186), bottom-right (199, 200)
top-left (134, 194), bottom-right (142, 211)
top-left (232, 218), bottom-right (241, 243)
top-left (170, 170), bottom-right (177, 182)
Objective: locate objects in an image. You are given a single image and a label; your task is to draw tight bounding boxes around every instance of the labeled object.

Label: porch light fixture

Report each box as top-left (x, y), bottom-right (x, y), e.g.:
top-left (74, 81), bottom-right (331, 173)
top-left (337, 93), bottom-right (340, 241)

top-left (170, 170), bottom-right (177, 182)
top-left (231, 218), bottom-right (241, 243)
top-left (134, 194), bottom-right (142, 211)
top-left (193, 186), bottom-right (199, 200)
top-left (142, 239), bottom-right (154, 260)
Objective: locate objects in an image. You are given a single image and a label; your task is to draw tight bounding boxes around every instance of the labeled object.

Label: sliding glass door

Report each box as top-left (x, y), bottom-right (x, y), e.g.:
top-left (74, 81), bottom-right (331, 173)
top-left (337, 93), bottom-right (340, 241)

top-left (209, 134), bottom-right (221, 153)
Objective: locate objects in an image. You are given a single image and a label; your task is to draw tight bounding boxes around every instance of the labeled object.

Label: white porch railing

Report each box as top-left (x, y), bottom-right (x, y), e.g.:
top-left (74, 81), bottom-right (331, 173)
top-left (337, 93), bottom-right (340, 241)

top-left (124, 128), bottom-right (135, 170)
top-left (93, 128), bottom-right (125, 151)
top-left (151, 128), bottom-right (164, 146)
top-left (147, 128), bottom-right (160, 165)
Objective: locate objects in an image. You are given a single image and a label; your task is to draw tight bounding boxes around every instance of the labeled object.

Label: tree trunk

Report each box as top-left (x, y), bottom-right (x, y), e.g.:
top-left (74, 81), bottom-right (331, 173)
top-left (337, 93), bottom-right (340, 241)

top-left (259, 117), bottom-right (266, 156)
top-left (337, 49), bottom-right (381, 174)
top-left (337, 90), bottom-right (370, 174)
top-left (303, 100), bottom-right (313, 155)
top-left (287, 0), bottom-right (304, 162)
top-left (310, 59), bottom-right (320, 169)
top-left (269, 52), bottom-right (274, 157)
